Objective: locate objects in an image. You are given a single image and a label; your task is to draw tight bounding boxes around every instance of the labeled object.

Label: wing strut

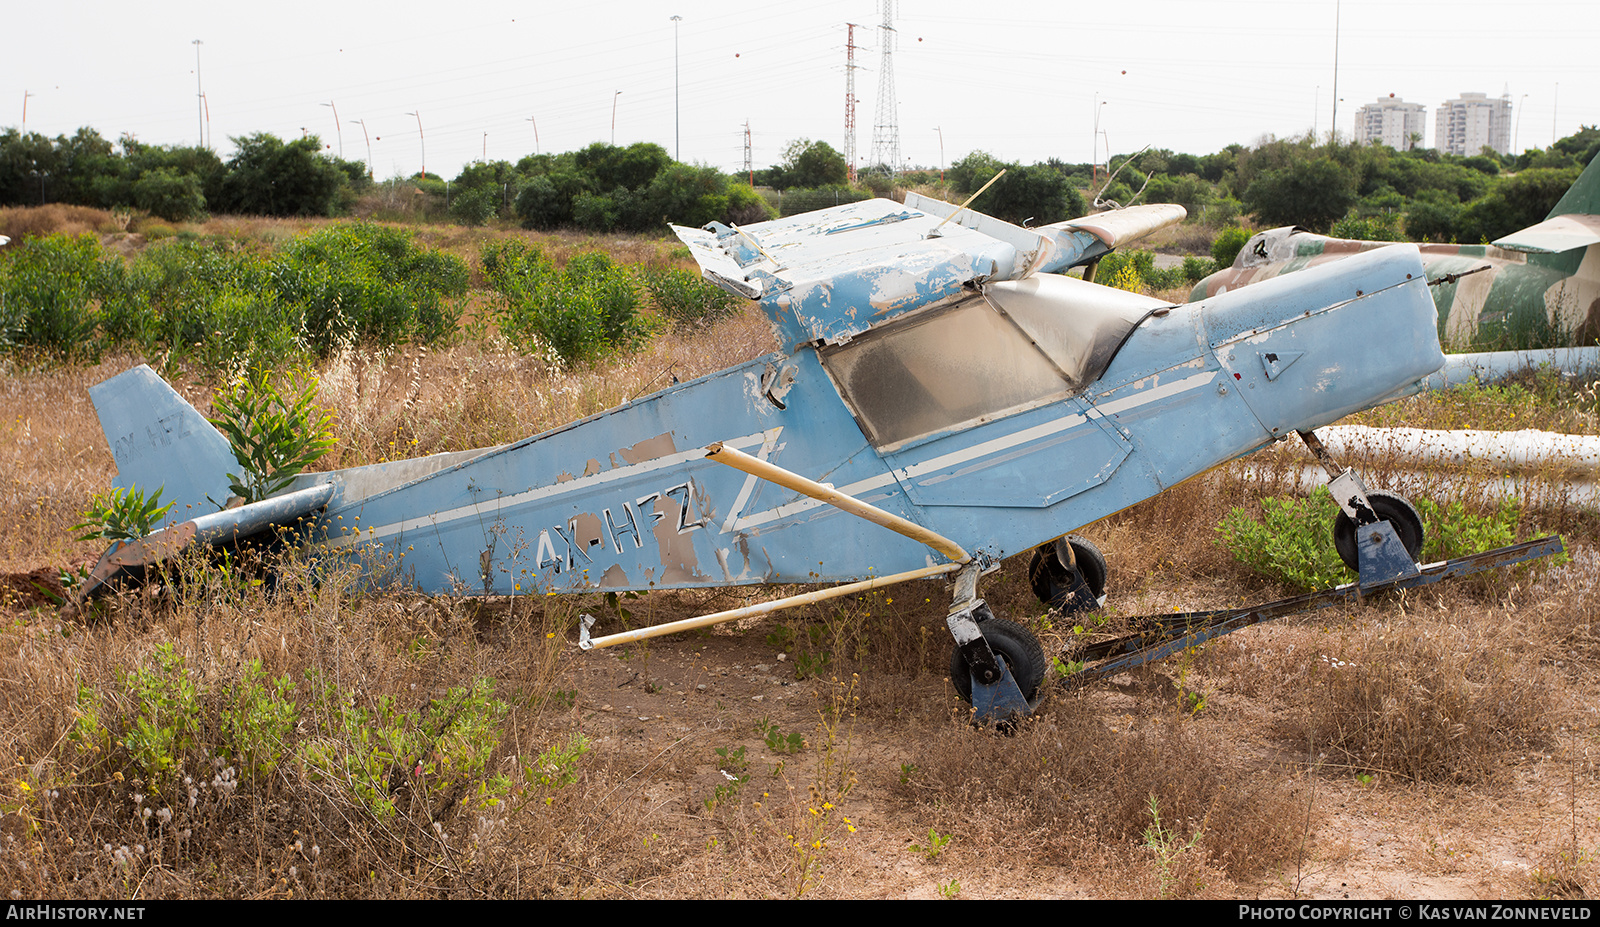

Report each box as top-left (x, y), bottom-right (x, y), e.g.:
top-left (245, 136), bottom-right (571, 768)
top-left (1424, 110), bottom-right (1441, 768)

top-left (702, 442), bottom-right (971, 563)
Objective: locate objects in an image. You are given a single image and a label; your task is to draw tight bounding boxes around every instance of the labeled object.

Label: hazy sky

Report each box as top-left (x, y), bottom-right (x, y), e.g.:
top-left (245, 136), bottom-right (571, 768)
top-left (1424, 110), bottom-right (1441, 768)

top-left (8, 0), bottom-right (1597, 182)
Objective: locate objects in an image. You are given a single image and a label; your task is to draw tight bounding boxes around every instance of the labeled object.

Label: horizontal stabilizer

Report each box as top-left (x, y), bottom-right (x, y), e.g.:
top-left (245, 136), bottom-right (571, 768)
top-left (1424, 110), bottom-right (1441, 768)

top-left (79, 482), bottom-right (335, 600)
top-left (1492, 213), bottom-right (1600, 254)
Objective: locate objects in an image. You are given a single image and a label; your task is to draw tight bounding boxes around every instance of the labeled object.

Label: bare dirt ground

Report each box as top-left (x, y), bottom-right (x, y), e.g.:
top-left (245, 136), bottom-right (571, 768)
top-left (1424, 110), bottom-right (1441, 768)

top-left (539, 557), bottom-right (1600, 900)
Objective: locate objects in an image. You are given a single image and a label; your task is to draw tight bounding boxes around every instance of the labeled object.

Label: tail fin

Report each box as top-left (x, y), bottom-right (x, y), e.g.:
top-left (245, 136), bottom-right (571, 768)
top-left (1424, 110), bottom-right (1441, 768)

top-left (89, 365), bottom-right (238, 529)
top-left (1492, 156), bottom-right (1600, 253)
top-left (1547, 154), bottom-right (1600, 220)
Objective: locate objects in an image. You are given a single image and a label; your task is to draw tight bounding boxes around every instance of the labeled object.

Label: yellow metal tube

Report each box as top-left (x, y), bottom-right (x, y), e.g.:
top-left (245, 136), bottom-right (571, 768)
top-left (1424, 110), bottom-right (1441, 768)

top-left (703, 442), bottom-right (971, 564)
top-left (580, 563), bottom-right (961, 650)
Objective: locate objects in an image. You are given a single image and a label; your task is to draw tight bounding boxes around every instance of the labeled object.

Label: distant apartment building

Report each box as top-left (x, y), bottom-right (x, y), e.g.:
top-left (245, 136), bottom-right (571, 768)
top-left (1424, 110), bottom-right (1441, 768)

top-left (1355, 96), bottom-right (1428, 150)
top-left (1435, 92), bottom-right (1512, 156)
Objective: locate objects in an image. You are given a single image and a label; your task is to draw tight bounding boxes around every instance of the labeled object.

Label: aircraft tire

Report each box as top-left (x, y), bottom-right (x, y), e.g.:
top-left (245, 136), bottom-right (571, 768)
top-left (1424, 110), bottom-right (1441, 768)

top-left (1333, 491), bottom-right (1425, 572)
top-left (949, 617), bottom-right (1047, 706)
top-left (1027, 535), bottom-right (1106, 614)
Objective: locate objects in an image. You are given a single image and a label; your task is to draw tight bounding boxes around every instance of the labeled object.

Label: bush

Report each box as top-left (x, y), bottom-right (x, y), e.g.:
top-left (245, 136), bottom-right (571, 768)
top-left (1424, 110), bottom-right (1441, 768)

top-left (1181, 255), bottom-right (1218, 282)
top-left (1216, 490), bottom-right (1347, 592)
top-left (1093, 249), bottom-right (1195, 293)
top-left (448, 186), bottom-right (499, 226)
top-left (484, 240), bottom-right (653, 366)
top-left (1330, 213), bottom-right (1404, 242)
top-left (97, 238), bottom-right (290, 368)
top-left (0, 232), bottom-right (107, 361)
top-left (724, 183), bottom-right (777, 225)
top-left (272, 224), bottom-right (467, 354)
top-left (131, 167), bottom-right (208, 222)
top-left (640, 267), bottom-right (740, 328)
top-left (1211, 226), bottom-right (1252, 268)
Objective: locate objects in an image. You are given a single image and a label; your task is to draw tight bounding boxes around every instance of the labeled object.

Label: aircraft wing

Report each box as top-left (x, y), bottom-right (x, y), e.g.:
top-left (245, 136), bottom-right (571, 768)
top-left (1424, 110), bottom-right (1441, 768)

top-left (1044, 204), bottom-right (1187, 250)
top-left (675, 196), bottom-right (1189, 353)
top-left (1492, 213), bottom-right (1600, 254)
top-left (675, 197), bottom-right (1059, 352)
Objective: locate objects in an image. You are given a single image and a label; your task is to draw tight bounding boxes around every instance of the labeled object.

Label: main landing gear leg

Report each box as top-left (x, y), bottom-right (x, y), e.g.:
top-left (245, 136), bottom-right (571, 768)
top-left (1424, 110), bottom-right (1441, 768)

top-left (945, 557), bottom-right (1046, 727)
top-left (1298, 430), bottom-right (1425, 583)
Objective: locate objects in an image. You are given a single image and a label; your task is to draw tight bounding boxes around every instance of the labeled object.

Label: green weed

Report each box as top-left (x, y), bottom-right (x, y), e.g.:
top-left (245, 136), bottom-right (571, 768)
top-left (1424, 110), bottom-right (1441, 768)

top-left (120, 643), bottom-right (202, 793)
top-left (71, 486), bottom-right (174, 542)
top-left (757, 718), bottom-right (805, 755)
top-left (208, 366), bottom-right (336, 504)
top-left (908, 826), bottom-right (952, 861)
top-left (221, 661), bottom-right (299, 780)
top-left (527, 733), bottom-right (591, 791)
top-left (1144, 795), bottom-right (1204, 898)
top-left (297, 674), bottom-right (511, 820)
top-left (1216, 490), bottom-right (1346, 592)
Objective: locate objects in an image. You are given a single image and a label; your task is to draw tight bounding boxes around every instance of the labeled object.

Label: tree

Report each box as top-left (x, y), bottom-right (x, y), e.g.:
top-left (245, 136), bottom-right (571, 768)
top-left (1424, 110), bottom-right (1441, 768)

top-left (1403, 189), bottom-right (1463, 242)
top-left (1454, 166), bottom-right (1582, 243)
top-left (573, 142), bottom-right (670, 192)
top-left (0, 129), bottom-right (60, 206)
top-left (1242, 158), bottom-right (1357, 231)
top-left (1141, 173), bottom-right (1214, 215)
top-left (211, 133), bottom-right (351, 217)
top-left (449, 159), bottom-right (518, 225)
top-left (629, 162), bottom-right (729, 230)
top-left (769, 139), bottom-right (847, 191)
top-left (514, 168), bottom-right (591, 230)
top-left (132, 167), bottom-right (207, 222)
top-left (49, 128), bottom-right (119, 206)
top-left (948, 152), bottom-right (1081, 226)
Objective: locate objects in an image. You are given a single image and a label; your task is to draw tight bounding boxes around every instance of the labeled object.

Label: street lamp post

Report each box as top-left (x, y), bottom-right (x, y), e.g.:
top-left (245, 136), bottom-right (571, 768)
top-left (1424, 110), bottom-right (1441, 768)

top-left (1092, 97), bottom-right (1108, 182)
top-left (934, 127), bottom-right (943, 182)
top-left (612, 91), bottom-right (622, 146)
top-left (348, 119), bottom-right (372, 179)
top-left (672, 15), bottom-right (683, 161)
top-left (527, 116), bottom-right (540, 154)
top-left (1515, 93), bottom-right (1529, 155)
top-left (321, 101), bottom-right (342, 158)
top-left (406, 111), bottom-right (425, 179)
top-left (192, 40), bottom-right (205, 148)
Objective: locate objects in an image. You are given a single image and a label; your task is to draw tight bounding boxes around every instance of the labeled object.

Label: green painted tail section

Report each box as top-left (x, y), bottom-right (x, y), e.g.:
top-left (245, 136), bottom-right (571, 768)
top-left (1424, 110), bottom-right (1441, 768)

top-left (1547, 155), bottom-right (1600, 219)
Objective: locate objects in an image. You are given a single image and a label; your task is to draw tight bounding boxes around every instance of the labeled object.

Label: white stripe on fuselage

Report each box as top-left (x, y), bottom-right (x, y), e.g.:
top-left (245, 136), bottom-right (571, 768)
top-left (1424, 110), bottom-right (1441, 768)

top-left (726, 370), bottom-right (1216, 531)
top-left (330, 370), bottom-right (1216, 546)
top-left (326, 429), bottom-right (779, 548)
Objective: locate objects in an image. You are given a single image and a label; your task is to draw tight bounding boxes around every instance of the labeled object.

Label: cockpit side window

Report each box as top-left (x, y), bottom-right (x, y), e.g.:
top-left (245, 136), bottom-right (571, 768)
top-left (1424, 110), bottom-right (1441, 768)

top-left (819, 298), bottom-right (1070, 450)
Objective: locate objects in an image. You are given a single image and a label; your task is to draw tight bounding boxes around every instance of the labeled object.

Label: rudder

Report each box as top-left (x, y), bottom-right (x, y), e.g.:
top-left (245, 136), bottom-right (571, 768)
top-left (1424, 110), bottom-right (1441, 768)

top-left (89, 365), bottom-right (237, 529)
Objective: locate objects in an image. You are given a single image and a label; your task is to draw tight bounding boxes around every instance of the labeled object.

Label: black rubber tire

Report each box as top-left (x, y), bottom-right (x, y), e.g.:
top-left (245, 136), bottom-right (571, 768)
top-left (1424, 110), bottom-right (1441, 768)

top-left (1027, 535), bottom-right (1107, 613)
top-left (1333, 490), bottom-right (1425, 572)
top-left (949, 616), bottom-right (1048, 706)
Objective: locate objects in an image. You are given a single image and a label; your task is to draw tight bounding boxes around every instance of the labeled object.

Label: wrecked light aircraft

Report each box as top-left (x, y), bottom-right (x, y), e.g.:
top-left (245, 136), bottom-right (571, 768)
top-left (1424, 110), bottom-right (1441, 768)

top-left (86, 192), bottom-right (1543, 722)
top-left (1191, 156), bottom-right (1600, 350)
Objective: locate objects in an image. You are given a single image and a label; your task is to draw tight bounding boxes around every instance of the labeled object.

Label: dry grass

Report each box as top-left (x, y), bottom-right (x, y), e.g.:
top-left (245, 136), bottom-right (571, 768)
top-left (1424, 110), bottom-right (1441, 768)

top-left (0, 204), bottom-right (119, 242)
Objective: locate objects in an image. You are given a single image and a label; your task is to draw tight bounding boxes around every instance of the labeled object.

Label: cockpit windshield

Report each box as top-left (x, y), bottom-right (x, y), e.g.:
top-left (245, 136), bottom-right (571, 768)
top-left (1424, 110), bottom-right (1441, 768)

top-left (820, 273), bottom-right (1164, 450)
